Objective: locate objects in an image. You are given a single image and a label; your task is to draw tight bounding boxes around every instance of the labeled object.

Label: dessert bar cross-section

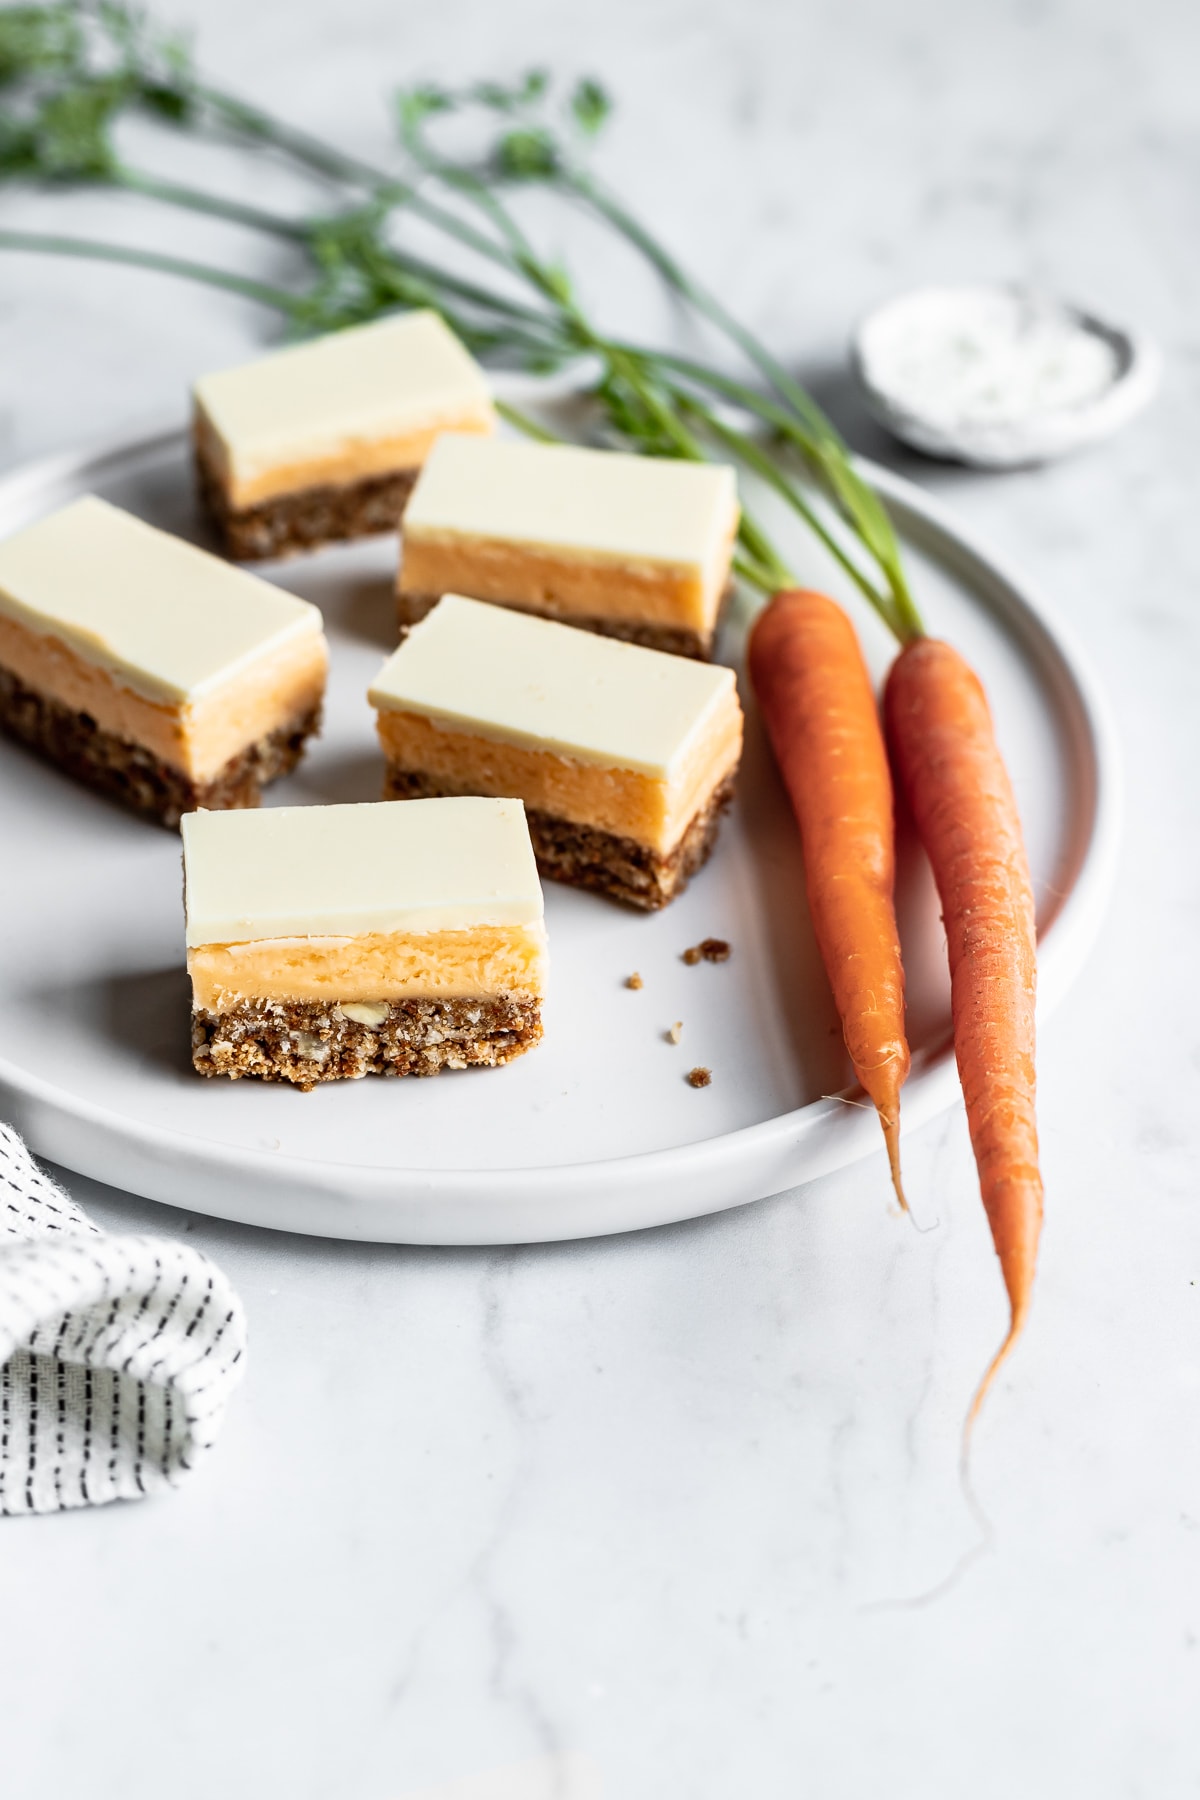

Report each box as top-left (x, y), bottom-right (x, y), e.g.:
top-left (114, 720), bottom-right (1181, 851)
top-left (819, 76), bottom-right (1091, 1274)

top-left (369, 595), bottom-right (743, 909)
top-left (0, 495), bottom-right (327, 826)
top-left (397, 435), bottom-right (739, 659)
top-left (183, 797), bottom-right (547, 1088)
top-left (193, 311), bottom-right (495, 560)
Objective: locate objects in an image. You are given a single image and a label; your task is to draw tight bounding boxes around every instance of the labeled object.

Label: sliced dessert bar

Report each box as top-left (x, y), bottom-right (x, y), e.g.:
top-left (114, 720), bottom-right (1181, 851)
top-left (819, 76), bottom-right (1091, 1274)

top-left (397, 435), bottom-right (739, 660)
top-left (194, 311), bottom-right (495, 560)
top-left (369, 595), bottom-right (743, 909)
top-left (183, 797), bottom-right (546, 1088)
top-left (0, 496), bottom-right (327, 827)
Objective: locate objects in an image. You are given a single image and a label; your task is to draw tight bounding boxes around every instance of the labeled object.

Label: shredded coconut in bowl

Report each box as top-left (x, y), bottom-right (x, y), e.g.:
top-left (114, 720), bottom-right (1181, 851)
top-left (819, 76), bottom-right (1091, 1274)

top-left (853, 284), bottom-right (1158, 467)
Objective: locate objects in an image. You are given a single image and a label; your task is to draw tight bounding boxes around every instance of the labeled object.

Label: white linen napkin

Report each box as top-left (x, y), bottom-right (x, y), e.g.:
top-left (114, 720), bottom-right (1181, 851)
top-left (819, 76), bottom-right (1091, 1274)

top-left (0, 1122), bottom-right (246, 1515)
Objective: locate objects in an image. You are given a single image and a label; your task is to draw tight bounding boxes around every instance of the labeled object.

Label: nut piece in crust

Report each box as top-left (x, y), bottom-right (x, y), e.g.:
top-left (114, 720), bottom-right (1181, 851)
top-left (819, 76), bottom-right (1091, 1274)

top-left (682, 937), bottom-right (731, 966)
top-left (625, 972), bottom-right (644, 990)
top-left (335, 1001), bottom-right (391, 1027)
top-left (686, 1066), bottom-right (712, 1088)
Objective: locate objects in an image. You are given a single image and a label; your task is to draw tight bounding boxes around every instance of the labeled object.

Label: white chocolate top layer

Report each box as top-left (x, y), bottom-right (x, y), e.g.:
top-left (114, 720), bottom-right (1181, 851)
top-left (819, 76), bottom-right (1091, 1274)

top-left (0, 496), bottom-right (324, 705)
top-left (182, 797), bottom-right (544, 946)
top-left (193, 312), bottom-right (494, 485)
top-left (369, 594), bottom-right (738, 780)
top-left (402, 435), bottom-right (739, 577)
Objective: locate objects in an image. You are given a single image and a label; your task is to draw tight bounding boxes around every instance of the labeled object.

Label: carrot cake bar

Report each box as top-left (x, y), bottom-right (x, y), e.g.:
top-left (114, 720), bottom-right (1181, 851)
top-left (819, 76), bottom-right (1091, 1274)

top-left (194, 311), bottom-right (495, 560)
top-left (183, 796), bottom-right (546, 1087)
top-left (0, 495), bottom-right (327, 827)
top-left (370, 595), bottom-right (743, 909)
top-left (396, 435), bottom-right (740, 659)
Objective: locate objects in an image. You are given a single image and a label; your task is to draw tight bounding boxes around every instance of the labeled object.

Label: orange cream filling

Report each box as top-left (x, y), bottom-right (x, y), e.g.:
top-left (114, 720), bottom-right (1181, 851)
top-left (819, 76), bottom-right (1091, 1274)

top-left (397, 529), bottom-right (737, 633)
top-left (376, 692), bottom-right (742, 855)
top-left (188, 924), bottom-right (547, 1014)
top-left (0, 609), bottom-right (328, 782)
top-left (195, 409), bottom-right (495, 512)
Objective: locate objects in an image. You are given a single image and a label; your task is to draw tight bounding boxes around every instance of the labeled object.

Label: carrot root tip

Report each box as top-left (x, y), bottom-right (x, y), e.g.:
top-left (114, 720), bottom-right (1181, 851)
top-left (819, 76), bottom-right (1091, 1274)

top-left (965, 1305), bottom-right (1030, 1438)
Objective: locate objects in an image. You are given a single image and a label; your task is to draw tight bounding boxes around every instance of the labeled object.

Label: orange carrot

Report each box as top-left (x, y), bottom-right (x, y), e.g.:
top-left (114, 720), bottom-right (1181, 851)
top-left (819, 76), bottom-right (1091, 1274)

top-left (749, 590), bottom-right (910, 1208)
top-left (885, 637), bottom-right (1042, 1416)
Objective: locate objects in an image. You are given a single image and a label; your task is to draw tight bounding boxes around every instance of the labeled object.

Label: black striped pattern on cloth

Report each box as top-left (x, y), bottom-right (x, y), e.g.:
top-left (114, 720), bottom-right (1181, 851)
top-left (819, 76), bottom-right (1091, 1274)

top-left (0, 1123), bottom-right (246, 1515)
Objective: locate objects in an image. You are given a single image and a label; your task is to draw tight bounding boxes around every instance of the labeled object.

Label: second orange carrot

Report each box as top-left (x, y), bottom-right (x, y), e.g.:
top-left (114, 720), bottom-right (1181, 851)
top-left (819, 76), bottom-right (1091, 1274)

top-left (885, 635), bottom-right (1042, 1415)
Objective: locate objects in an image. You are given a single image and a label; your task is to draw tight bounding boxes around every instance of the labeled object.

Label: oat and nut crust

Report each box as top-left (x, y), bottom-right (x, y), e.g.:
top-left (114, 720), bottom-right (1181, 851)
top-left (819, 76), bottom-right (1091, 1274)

top-left (0, 665), bottom-right (320, 828)
top-left (192, 994), bottom-right (543, 1090)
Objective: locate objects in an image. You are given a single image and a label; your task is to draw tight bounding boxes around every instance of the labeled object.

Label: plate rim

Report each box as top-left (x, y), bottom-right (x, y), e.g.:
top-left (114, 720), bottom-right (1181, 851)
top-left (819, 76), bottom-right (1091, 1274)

top-left (0, 425), bottom-right (1122, 1242)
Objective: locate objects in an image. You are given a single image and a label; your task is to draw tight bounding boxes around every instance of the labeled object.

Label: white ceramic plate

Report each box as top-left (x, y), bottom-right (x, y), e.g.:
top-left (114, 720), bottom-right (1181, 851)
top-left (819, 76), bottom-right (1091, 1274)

top-left (0, 424), bottom-right (1119, 1243)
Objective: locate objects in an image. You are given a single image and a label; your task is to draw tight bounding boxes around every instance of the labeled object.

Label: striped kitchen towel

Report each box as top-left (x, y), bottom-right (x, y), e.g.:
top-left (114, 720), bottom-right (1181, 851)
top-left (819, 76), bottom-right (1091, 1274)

top-left (0, 1122), bottom-right (246, 1515)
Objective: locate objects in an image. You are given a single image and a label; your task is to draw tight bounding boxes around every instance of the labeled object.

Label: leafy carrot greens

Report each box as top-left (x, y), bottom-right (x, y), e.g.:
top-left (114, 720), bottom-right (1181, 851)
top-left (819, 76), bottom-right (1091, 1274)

top-left (0, 1), bottom-right (920, 637)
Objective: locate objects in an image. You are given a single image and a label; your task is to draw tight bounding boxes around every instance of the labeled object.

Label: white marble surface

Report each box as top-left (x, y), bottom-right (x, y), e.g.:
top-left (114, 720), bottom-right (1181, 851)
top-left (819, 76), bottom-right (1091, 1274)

top-left (1, 0), bottom-right (1198, 1794)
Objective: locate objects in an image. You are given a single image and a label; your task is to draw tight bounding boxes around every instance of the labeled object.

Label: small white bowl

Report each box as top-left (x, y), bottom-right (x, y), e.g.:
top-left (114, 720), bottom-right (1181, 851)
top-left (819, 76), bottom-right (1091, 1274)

top-left (852, 283), bottom-right (1160, 468)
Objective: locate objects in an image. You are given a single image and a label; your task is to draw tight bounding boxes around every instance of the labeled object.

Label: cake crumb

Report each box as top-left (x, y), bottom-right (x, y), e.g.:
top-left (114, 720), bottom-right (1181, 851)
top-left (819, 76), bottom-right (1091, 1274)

top-left (686, 1066), bottom-right (712, 1088)
top-left (667, 1021), bottom-right (683, 1045)
top-left (682, 937), bottom-right (731, 966)
top-left (626, 972), bottom-right (644, 990)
